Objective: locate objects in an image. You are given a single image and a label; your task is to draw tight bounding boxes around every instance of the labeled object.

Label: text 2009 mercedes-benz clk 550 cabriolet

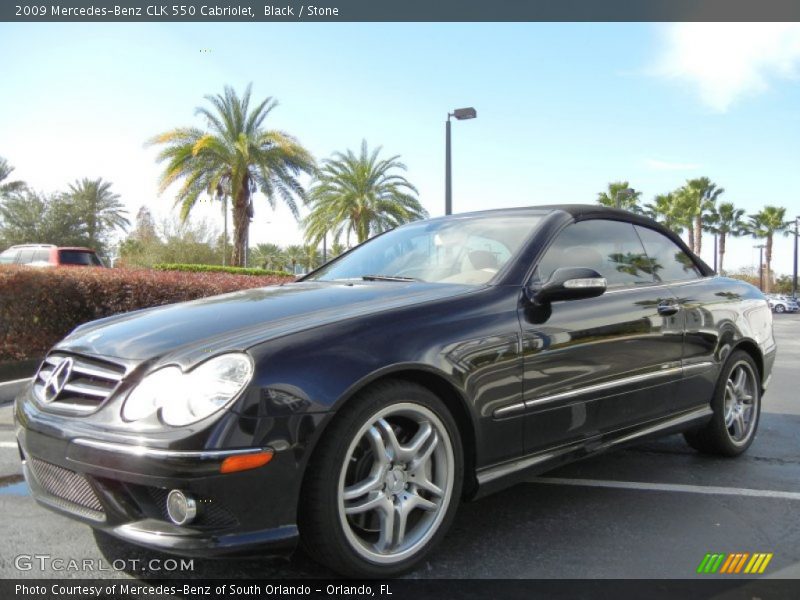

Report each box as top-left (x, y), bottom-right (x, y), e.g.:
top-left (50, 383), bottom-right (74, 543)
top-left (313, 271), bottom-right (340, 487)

top-left (16, 205), bottom-right (775, 577)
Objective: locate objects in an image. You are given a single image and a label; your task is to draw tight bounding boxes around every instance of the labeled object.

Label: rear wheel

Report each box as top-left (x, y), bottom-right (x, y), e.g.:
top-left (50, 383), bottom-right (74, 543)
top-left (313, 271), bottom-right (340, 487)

top-left (775, 304), bottom-right (786, 313)
top-left (684, 350), bottom-right (761, 456)
top-left (299, 380), bottom-right (462, 577)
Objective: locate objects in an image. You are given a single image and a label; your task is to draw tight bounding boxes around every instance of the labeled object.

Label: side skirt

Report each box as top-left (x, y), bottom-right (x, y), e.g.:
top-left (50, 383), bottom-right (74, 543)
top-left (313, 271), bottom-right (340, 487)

top-left (471, 406), bottom-right (712, 499)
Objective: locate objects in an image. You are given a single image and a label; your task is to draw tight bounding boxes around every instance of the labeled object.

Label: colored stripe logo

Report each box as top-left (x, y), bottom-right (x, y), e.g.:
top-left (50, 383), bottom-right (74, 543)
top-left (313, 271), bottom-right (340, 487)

top-left (697, 553), bottom-right (773, 574)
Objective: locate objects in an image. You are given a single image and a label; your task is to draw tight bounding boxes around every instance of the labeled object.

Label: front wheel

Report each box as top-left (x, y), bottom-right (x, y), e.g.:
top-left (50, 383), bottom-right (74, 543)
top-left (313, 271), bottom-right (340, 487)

top-left (299, 380), bottom-right (463, 577)
top-left (684, 350), bottom-right (761, 456)
top-left (775, 304), bottom-right (786, 314)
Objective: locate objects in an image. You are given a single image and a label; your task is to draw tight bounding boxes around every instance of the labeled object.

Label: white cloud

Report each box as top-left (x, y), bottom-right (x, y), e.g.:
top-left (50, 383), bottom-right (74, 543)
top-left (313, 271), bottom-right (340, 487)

top-left (644, 158), bottom-right (701, 171)
top-left (653, 23), bottom-right (800, 111)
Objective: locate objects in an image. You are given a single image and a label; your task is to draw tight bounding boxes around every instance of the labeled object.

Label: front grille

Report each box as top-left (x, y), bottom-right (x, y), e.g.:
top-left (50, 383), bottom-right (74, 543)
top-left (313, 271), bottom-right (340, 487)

top-left (33, 353), bottom-right (125, 414)
top-left (28, 457), bottom-right (105, 520)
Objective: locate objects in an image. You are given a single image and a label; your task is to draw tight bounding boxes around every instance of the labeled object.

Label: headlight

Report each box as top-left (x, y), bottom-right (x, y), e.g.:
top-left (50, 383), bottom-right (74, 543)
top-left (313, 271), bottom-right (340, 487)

top-left (122, 353), bottom-right (253, 426)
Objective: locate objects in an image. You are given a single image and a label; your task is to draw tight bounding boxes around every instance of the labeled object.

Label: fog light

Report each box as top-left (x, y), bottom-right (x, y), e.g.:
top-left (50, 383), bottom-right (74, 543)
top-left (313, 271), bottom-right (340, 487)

top-left (166, 489), bottom-right (197, 526)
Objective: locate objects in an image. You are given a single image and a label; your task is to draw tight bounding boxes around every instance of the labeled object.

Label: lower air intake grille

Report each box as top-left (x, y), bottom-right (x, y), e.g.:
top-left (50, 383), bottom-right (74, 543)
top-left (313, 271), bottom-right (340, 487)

top-left (28, 457), bottom-right (105, 519)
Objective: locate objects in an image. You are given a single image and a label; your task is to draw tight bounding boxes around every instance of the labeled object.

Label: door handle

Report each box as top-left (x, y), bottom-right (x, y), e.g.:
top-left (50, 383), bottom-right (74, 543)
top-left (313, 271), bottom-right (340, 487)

top-left (657, 302), bottom-right (680, 316)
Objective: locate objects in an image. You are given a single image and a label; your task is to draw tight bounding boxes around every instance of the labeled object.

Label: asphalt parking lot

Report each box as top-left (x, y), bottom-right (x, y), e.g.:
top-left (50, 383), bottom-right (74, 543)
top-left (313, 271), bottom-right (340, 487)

top-left (0, 315), bottom-right (798, 580)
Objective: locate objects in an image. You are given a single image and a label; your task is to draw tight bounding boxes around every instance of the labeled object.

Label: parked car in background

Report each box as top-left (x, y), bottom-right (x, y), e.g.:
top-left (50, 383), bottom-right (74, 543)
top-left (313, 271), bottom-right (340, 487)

top-left (0, 244), bottom-right (105, 267)
top-left (15, 205), bottom-right (775, 577)
top-left (766, 295), bottom-right (799, 314)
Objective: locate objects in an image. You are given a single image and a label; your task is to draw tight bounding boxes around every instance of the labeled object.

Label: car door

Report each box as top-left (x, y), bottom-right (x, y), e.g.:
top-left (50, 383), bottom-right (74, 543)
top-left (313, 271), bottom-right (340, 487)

top-left (634, 224), bottom-right (717, 413)
top-left (517, 218), bottom-right (685, 453)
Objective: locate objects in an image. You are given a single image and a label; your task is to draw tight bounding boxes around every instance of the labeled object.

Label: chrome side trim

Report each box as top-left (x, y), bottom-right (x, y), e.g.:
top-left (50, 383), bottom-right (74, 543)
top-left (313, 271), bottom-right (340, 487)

top-left (493, 402), bottom-right (526, 418)
top-left (478, 406), bottom-right (712, 486)
top-left (683, 361), bottom-right (715, 376)
top-left (524, 366), bottom-right (683, 409)
top-left (72, 438), bottom-right (269, 460)
top-left (493, 362), bottom-right (716, 418)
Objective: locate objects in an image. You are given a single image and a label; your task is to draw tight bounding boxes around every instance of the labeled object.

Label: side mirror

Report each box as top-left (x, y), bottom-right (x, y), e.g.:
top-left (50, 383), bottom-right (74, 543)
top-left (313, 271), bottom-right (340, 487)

top-left (527, 267), bottom-right (607, 306)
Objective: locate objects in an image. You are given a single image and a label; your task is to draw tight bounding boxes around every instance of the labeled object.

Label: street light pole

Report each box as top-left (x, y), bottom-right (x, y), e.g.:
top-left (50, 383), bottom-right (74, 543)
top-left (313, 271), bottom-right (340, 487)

top-left (445, 118), bottom-right (452, 216)
top-left (755, 244), bottom-right (766, 291)
top-left (445, 107), bottom-right (476, 216)
top-left (713, 234), bottom-right (718, 273)
top-left (793, 216), bottom-right (799, 299)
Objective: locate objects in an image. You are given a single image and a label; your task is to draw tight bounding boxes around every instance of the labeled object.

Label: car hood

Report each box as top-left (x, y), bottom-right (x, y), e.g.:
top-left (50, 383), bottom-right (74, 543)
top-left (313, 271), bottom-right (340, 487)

top-left (56, 280), bottom-right (476, 362)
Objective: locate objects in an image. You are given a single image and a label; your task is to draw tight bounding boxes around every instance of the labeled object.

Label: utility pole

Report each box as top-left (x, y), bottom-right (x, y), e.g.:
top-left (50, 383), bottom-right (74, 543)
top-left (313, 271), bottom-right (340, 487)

top-left (755, 244), bottom-right (766, 291)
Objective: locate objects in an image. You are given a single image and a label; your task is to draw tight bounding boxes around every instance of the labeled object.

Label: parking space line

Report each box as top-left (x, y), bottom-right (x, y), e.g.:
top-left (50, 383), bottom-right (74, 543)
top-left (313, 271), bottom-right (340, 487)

top-left (530, 476), bottom-right (800, 501)
top-left (0, 442), bottom-right (18, 449)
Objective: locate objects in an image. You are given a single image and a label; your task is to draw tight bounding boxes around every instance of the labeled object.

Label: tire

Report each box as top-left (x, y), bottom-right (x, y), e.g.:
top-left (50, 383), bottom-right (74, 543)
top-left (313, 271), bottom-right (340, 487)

top-left (683, 350), bottom-right (761, 456)
top-left (299, 379), bottom-right (463, 578)
top-left (775, 304), bottom-right (785, 314)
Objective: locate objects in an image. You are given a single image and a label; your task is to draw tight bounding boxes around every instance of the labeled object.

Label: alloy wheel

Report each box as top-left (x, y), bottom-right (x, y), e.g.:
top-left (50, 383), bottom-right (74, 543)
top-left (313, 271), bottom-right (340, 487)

top-left (337, 403), bottom-right (454, 564)
top-left (723, 361), bottom-right (758, 445)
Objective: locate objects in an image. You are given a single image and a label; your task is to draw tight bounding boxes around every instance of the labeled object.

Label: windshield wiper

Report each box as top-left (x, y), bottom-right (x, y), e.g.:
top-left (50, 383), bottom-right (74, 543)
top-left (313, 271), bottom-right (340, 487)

top-left (361, 274), bottom-right (422, 282)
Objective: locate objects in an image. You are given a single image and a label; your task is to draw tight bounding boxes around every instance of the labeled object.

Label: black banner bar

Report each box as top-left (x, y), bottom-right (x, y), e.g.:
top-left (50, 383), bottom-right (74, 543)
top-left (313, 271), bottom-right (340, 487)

top-left (4, 0), bottom-right (800, 23)
top-left (3, 579), bottom-right (800, 600)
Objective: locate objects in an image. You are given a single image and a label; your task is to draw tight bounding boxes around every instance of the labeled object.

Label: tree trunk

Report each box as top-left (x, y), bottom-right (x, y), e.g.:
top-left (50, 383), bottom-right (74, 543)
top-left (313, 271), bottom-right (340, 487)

top-left (718, 232), bottom-right (726, 274)
top-left (687, 227), bottom-right (695, 254)
top-left (694, 215), bottom-right (702, 255)
top-left (765, 234), bottom-right (773, 294)
top-left (231, 188), bottom-right (250, 267)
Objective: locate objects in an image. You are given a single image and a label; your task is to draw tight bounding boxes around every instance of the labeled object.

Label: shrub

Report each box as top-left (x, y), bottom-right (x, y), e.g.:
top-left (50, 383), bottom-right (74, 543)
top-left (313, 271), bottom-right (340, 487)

top-left (0, 266), bottom-right (294, 361)
top-left (153, 263), bottom-right (292, 277)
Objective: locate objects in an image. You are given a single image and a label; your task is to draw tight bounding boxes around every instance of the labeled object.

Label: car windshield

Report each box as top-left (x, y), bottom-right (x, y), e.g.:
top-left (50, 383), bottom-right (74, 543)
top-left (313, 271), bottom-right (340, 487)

top-left (307, 214), bottom-right (544, 285)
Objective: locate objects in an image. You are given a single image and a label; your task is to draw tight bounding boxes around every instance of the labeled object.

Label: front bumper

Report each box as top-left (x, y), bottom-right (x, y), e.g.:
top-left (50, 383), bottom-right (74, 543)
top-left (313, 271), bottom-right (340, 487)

top-left (15, 396), bottom-right (306, 558)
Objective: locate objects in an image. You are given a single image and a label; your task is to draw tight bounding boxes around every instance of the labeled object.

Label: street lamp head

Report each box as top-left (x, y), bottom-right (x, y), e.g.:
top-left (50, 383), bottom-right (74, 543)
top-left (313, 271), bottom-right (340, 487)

top-left (451, 107), bottom-right (477, 120)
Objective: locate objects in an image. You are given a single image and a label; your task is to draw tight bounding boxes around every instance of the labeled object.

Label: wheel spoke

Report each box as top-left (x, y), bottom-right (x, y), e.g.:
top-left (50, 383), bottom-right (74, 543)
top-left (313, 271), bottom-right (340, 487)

top-left (407, 490), bottom-right (438, 512)
top-left (375, 499), bottom-right (396, 552)
top-left (408, 430), bottom-right (438, 472)
top-left (733, 368), bottom-right (746, 394)
top-left (345, 490), bottom-right (388, 515)
top-left (375, 419), bottom-right (403, 461)
top-left (366, 425), bottom-right (391, 465)
top-left (413, 474), bottom-right (444, 498)
top-left (732, 413), bottom-right (746, 439)
top-left (398, 421), bottom-right (433, 463)
top-left (343, 471), bottom-right (384, 501)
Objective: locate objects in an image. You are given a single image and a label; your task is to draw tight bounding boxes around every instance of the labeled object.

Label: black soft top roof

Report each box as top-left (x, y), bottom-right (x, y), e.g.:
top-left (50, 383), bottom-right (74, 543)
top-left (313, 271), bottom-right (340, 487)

top-left (444, 204), bottom-right (715, 277)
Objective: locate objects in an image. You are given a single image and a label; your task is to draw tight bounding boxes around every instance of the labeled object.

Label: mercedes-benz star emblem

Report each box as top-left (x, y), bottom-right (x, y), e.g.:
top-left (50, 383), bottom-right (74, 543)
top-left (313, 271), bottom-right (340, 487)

top-left (43, 357), bottom-right (73, 403)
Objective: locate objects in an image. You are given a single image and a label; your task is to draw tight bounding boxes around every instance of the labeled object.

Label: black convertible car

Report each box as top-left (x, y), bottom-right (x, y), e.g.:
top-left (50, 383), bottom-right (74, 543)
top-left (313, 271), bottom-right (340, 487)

top-left (15, 205), bottom-right (775, 577)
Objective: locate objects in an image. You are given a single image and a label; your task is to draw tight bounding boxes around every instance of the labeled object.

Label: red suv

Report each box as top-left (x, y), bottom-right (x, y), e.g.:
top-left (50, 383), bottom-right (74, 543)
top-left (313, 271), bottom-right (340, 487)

top-left (0, 244), bottom-right (105, 267)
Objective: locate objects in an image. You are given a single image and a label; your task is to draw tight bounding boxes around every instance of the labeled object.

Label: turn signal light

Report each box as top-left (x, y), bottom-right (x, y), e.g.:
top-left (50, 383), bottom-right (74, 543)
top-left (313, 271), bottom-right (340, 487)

top-left (220, 450), bottom-right (274, 474)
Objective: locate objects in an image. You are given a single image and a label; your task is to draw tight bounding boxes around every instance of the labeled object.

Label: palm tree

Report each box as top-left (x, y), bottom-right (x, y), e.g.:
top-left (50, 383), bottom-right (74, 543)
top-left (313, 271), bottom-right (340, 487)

top-left (283, 244), bottom-right (305, 274)
top-left (597, 182), bottom-right (643, 214)
top-left (251, 242), bottom-right (285, 270)
top-left (303, 141), bottom-right (427, 246)
top-left (703, 202), bottom-right (747, 274)
top-left (149, 84), bottom-right (315, 267)
top-left (330, 241), bottom-right (347, 259)
top-left (0, 157), bottom-right (26, 197)
top-left (644, 193), bottom-right (688, 235)
top-left (683, 177), bottom-right (724, 255)
top-left (747, 206), bottom-right (792, 293)
top-left (66, 178), bottom-right (130, 248)
top-left (302, 244), bottom-right (322, 271)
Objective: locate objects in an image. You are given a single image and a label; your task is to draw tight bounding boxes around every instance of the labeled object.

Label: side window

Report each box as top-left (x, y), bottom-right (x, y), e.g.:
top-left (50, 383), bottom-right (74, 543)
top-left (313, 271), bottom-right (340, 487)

top-left (33, 249), bottom-right (50, 263)
top-left (0, 249), bottom-right (17, 264)
top-left (535, 220), bottom-right (656, 288)
top-left (16, 249), bottom-right (35, 264)
top-left (635, 226), bottom-right (702, 282)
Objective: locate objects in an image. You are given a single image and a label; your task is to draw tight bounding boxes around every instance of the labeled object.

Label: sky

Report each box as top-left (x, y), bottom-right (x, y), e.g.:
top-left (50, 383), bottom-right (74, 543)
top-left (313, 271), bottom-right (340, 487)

top-left (1, 22), bottom-right (799, 274)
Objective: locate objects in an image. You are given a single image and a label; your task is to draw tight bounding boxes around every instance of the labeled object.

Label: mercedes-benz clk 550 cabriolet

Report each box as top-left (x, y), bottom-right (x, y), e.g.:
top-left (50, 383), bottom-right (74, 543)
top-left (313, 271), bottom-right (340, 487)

top-left (15, 205), bottom-right (775, 577)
